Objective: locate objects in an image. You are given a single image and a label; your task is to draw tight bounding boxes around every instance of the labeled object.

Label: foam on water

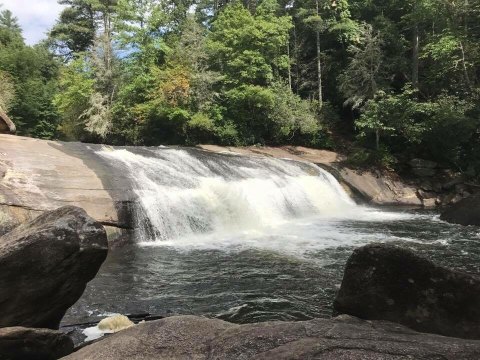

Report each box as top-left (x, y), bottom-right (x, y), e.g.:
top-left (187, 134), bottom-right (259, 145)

top-left (98, 147), bottom-right (424, 254)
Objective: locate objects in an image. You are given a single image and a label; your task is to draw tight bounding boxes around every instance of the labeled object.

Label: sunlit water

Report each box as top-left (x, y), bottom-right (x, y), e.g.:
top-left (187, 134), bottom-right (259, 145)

top-left (61, 148), bottom-right (480, 326)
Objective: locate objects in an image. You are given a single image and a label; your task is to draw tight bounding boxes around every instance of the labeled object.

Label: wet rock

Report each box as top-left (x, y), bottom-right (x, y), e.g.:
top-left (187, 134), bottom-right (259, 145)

top-left (441, 191), bottom-right (466, 206)
top-left (0, 206), bottom-right (108, 329)
top-left (325, 165), bottom-right (422, 206)
top-left (442, 176), bottom-right (465, 190)
top-left (0, 327), bottom-right (73, 360)
top-left (422, 198), bottom-right (436, 207)
top-left (62, 315), bottom-right (480, 359)
top-left (441, 193), bottom-right (480, 226)
top-left (334, 243), bottom-right (480, 339)
top-left (417, 189), bottom-right (437, 199)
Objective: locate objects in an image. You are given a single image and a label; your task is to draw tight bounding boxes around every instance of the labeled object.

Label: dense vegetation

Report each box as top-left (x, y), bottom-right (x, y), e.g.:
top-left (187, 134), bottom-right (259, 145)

top-left (0, 0), bottom-right (479, 172)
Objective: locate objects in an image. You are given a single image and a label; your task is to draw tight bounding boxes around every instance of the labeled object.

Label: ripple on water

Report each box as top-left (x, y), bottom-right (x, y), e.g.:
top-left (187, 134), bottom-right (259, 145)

top-left (63, 210), bottom-right (480, 326)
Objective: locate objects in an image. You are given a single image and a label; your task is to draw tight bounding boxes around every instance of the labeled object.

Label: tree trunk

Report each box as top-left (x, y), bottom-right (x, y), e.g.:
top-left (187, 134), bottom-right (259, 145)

top-left (0, 106), bottom-right (16, 134)
top-left (287, 40), bottom-right (292, 91)
top-left (459, 41), bottom-right (472, 90)
top-left (315, 0), bottom-right (323, 108)
top-left (293, 25), bottom-right (300, 94)
top-left (412, 23), bottom-right (419, 88)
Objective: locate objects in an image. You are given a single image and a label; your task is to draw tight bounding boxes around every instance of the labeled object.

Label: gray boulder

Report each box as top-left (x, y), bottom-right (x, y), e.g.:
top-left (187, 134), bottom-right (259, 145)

top-left (440, 192), bottom-right (480, 226)
top-left (409, 158), bottom-right (437, 177)
top-left (0, 206), bottom-right (108, 329)
top-left (334, 243), bottom-right (480, 339)
top-left (62, 315), bottom-right (480, 359)
top-left (0, 327), bottom-right (73, 360)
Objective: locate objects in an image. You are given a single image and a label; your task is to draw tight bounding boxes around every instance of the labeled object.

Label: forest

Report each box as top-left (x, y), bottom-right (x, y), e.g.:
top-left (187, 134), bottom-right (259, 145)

top-left (0, 0), bottom-right (479, 172)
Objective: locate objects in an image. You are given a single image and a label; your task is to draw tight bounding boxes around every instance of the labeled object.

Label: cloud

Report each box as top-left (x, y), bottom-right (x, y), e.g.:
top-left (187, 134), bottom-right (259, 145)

top-left (0, 0), bottom-right (66, 45)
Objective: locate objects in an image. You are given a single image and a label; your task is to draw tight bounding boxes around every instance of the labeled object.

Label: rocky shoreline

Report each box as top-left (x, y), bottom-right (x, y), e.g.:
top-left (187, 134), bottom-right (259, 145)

top-left (2, 134), bottom-right (480, 358)
top-left (0, 205), bottom-right (479, 358)
top-left (1, 134), bottom-right (476, 247)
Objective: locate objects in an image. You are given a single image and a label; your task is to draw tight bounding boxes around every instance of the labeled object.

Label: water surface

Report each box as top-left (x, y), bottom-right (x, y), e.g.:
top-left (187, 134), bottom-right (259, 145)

top-left (63, 209), bottom-right (480, 325)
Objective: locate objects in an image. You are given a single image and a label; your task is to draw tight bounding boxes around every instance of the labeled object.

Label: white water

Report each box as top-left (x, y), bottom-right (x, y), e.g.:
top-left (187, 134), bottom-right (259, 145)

top-left (98, 147), bottom-right (418, 253)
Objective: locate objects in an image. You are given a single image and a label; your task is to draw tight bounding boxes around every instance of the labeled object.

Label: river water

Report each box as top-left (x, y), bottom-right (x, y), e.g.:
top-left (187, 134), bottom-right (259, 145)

top-left (62, 147), bottom-right (480, 325)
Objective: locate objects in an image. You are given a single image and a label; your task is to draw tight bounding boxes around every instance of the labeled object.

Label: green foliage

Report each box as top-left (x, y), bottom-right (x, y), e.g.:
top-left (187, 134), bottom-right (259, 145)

top-left (49, 0), bottom-right (96, 57)
top-left (346, 146), bottom-right (398, 170)
top-left (268, 81), bottom-right (319, 141)
top-left (54, 56), bottom-right (94, 139)
top-left (207, 1), bottom-right (292, 86)
top-left (0, 12), bottom-right (60, 139)
top-left (338, 23), bottom-right (385, 109)
top-left (0, 70), bottom-right (15, 111)
top-left (357, 86), bottom-right (477, 165)
top-left (0, 0), bottom-right (479, 173)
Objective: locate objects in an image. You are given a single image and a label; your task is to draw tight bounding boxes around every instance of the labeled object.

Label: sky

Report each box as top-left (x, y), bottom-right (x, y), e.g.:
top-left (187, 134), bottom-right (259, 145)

top-left (0, 0), bottom-right (66, 45)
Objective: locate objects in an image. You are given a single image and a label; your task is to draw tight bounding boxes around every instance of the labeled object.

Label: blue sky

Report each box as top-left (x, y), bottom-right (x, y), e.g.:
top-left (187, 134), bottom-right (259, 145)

top-left (0, 0), bottom-right (66, 45)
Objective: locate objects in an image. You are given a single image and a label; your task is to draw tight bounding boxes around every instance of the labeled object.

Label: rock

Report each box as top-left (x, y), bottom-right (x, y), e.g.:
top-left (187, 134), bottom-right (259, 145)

top-left (441, 193), bottom-right (480, 226)
top-left (409, 158), bottom-right (437, 177)
top-left (417, 189), bottom-right (437, 199)
top-left (419, 180), bottom-right (433, 191)
top-left (325, 165), bottom-right (422, 206)
top-left (409, 158), bottom-right (437, 169)
top-left (442, 176), bottom-right (465, 190)
top-left (455, 183), bottom-right (468, 194)
top-left (422, 198), bottom-right (436, 207)
top-left (0, 327), bottom-right (73, 360)
top-left (334, 243), bottom-right (480, 339)
top-left (0, 135), bottom-right (426, 242)
top-left (0, 134), bottom-right (134, 244)
top-left (412, 167), bottom-right (436, 177)
top-left (0, 206), bottom-right (108, 329)
top-left (62, 315), bottom-right (480, 360)
top-left (441, 191), bottom-right (466, 206)
top-left (98, 315), bottom-right (135, 333)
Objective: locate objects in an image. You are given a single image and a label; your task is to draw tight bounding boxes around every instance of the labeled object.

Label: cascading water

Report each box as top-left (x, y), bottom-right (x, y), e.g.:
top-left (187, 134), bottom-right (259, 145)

top-left (98, 147), bottom-right (361, 244)
top-left (100, 148), bottom-right (355, 241)
top-left (67, 146), bottom-right (478, 327)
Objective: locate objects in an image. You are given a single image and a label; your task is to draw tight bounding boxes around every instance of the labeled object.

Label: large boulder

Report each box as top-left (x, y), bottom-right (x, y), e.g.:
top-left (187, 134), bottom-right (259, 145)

top-left (334, 243), bottom-right (480, 339)
top-left (62, 315), bottom-right (480, 359)
top-left (0, 206), bottom-right (108, 329)
top-left (0, 327), bottom-right (73, 360)
top-left (440, 192), bottom-right (480, 226)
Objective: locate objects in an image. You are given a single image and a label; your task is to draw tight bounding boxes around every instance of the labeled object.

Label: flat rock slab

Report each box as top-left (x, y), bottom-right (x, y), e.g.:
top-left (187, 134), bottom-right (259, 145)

top-left (0, 327), bottom-right (73, 360)
top-left (0, 134), bottom-right (133, 239)
top-left (0, 206), bottom-right (108, 329)
top-left (0, 135), bottom-right (423, 243)
top-left (62, 315), bottom-right (480, 359)
top-left (334, 243), bottom-right (480, 339)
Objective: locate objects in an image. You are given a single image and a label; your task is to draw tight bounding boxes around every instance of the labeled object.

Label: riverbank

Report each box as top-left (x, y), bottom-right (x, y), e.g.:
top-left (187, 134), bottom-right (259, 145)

top-left (0, 134), bottom-right (475, 245)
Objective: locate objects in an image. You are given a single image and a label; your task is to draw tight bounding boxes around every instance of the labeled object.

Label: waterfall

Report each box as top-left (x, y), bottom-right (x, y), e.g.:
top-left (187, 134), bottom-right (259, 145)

top-left (98, 147), bottom-right (358, 243)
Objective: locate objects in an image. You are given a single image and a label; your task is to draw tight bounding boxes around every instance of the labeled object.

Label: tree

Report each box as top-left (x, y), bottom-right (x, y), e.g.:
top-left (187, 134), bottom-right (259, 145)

top-left (339, 23), bottom-right (385, 148)
top-left (0, 70), bottom-right (15, 112)
top-left (0, 6), bottom-right (23, 46)
top-left (0, 9), bottom-right (21, 32)
top-left (208, 0), bottom-right (292, 86)
top-left (49, 0), bottom-right (96, 58)
top-left (54, 56), bottom-right (94, 139)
